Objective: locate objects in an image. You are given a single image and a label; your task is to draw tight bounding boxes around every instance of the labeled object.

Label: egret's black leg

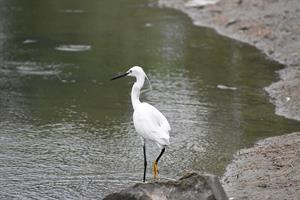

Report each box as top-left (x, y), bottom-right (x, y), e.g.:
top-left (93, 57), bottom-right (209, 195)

top-left (153, 147), bottom-right (165, 179)
top-left (156, 148), bottom-right (165, 163)
top-left (143, 144), bottom-right (147, 182)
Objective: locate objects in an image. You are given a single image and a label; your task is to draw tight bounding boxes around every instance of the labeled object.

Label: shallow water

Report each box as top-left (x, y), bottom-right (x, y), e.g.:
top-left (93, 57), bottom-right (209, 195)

top-left (0, 0), bottom-right (299, 198)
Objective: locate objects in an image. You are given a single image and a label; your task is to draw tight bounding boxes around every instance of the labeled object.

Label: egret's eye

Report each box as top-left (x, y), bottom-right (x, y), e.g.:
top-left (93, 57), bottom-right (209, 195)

top-left (129, 70), bottom-right (132, 73)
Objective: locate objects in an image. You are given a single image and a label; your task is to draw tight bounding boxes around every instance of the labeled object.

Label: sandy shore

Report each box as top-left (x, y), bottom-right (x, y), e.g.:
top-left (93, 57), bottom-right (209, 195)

top-left (158, 0), bottom-right (300, 199)
top-left (222, 132), bottom-right (300, 200)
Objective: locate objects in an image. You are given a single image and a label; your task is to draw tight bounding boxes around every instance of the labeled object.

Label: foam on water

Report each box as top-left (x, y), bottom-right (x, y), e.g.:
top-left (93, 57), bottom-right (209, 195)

top-left (55, 45), bottom-right (91, 52)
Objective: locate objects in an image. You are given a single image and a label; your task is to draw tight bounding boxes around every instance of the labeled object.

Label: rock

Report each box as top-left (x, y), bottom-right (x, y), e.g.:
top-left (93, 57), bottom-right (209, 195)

top-left (185, 0), bottom-right (220, 8)
top-left (103, 172), bottom-right (228, 200)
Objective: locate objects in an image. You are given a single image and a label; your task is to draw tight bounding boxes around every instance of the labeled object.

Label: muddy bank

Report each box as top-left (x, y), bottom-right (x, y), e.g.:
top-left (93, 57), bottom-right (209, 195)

top-left (158, 0), bottom-right (300, 121)
top-left (222, 132), bottom-right (300, 200)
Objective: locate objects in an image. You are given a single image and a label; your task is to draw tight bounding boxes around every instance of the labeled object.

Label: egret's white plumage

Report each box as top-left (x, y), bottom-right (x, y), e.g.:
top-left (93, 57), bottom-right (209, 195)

top-left (133, 102), bottom-right (170, 148)
top-left (111, 66), bottom-right (170, 182)
top-left (128, 66), bottom-right (170, 148)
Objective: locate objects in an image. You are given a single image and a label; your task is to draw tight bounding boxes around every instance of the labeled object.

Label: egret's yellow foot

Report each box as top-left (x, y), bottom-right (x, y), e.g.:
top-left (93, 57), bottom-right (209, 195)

top-left (153, 161), bottom-right (159, 179)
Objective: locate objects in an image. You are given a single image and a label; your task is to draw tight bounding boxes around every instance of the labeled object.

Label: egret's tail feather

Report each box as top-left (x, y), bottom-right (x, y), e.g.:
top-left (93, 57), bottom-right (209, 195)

top-left (156, 137), bottom-right (170, 148)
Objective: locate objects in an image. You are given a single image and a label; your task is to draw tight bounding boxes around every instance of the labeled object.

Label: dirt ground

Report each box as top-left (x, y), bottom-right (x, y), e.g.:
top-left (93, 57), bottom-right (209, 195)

top-left (222, 132), bottom-right (300, 200)
top-left (158, 0), bottom-right (300, 199)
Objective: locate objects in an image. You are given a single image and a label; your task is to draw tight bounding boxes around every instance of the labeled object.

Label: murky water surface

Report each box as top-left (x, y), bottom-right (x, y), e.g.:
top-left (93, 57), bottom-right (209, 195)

top-left (0, 0), bottom-right (299, 198)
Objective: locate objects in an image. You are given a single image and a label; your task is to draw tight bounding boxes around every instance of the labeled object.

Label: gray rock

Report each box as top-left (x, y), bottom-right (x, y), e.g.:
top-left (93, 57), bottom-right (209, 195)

top-left (103, 172), bottom-right (228, 200)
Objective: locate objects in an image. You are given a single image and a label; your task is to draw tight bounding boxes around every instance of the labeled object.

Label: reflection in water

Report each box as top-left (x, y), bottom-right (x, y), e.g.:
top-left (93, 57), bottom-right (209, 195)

top-left (0, 0), bottom-right (299, 199)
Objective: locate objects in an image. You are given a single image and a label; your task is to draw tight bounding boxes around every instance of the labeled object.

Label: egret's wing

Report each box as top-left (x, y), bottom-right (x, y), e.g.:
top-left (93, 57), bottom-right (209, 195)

top-left (133, 103), bottom-right (170, 146)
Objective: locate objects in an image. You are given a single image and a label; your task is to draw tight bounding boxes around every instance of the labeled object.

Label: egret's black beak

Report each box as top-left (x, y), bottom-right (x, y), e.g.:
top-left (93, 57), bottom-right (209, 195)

top-left (111, 72), bottom-right (129, 80)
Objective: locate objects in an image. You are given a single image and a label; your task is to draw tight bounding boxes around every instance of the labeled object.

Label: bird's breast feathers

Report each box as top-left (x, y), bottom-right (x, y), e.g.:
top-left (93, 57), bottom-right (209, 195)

top-left (133, 103), bottom-right (170, 145)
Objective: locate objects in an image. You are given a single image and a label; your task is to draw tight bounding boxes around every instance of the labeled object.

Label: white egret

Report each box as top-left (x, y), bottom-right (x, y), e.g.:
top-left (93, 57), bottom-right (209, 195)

top-left (111, 66), bottom-right (170, 182)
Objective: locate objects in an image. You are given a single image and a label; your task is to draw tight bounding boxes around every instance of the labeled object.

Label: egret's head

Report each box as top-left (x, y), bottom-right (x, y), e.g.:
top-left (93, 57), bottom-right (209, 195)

top-left (111, 66), bottom-right (146, 80)
top-left (111, 66), bottom-right (152, 91)
top-left (126, 66), bottom-right (146, 78)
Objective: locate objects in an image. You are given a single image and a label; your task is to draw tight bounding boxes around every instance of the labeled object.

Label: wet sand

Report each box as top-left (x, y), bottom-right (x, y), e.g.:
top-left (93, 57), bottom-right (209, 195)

top-left (158, 0), bottom-right (300, 199)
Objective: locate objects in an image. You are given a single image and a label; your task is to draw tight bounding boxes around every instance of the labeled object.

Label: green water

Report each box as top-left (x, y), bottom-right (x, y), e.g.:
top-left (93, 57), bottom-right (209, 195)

top-left (0, 0), bottom-right (299, 198)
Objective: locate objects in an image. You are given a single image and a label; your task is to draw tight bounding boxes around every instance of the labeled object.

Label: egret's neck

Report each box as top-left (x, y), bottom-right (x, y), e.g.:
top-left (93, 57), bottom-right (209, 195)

top-left (131, 75), bottom-right (145, 110)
